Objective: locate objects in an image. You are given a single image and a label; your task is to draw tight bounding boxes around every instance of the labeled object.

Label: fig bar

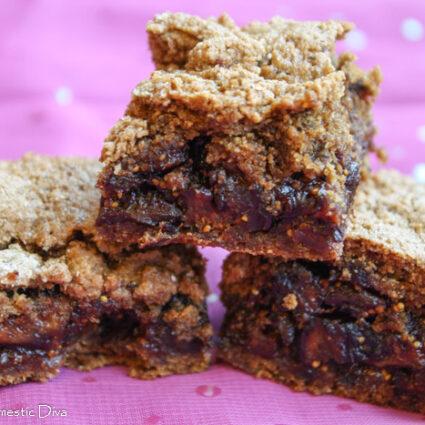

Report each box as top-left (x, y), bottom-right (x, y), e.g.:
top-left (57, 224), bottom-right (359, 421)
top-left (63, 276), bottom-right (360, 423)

top-left (220, 170), bottom-right (425, 413)
top-left (97, 12), bottom-right (381, 260)
top-left (0, 154), bottom-right (213, 386)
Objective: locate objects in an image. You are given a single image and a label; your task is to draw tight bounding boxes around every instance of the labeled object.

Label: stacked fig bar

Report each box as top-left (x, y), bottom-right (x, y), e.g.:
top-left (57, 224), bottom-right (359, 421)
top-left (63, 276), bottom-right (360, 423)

top-left (96, 13), bottom-right (425, 414)
top-left (220, 170), bottom-right (425, 413)
top-left (96, 12), bottom-right (380, 260)
top-left (0, 154), bottom-right (213, 385)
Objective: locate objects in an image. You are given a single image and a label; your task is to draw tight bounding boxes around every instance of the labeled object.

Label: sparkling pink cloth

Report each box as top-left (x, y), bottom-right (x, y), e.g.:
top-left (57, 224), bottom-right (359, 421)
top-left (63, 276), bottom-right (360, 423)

top-left (1, 0), bottom-right (425, 423)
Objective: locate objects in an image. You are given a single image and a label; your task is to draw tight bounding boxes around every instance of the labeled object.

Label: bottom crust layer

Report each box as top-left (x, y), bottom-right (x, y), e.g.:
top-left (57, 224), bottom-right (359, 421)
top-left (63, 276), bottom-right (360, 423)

top-left (220, 346), bottom-right (425, 414)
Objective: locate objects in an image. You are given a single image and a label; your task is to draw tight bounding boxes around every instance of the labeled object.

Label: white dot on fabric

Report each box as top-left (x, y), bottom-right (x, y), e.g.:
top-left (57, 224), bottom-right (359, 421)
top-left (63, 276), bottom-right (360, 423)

top-left (344, 29), bottom-right (367, 51)
top-left (206, 293), bottom-right (219, 304)
top-left (55, 86), bottom-right (73, 106)
top-left (274, 5), bottom-right (294, 19)
top-left (413, 163), bottom-right (425, 183)
top-left (401, 18), bottom-right (424, 42)
top-left (195, 385), bottom-right (222, 398)
top-left (417, 125), bottom-right (425, 143)
top-left (329, 12), bottom-right (345, 21)
top-left (389, 145), bottom-right (406, 160)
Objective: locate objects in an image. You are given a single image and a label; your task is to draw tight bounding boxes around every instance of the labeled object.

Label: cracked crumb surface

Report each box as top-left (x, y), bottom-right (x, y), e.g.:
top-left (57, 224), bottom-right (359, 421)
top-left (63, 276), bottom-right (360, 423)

top-left (342, 169), bottom-right (425, 306)
top-left (98, 12), bottom-right (381, 260)
top-left (0, 154), bottom-right (213, 386)
top-left (102, 12), bottom-right (380, 167)
top-left (0, 153), bottom-right (100, 251)
top-left (347, 169), bottom-right (425, 266)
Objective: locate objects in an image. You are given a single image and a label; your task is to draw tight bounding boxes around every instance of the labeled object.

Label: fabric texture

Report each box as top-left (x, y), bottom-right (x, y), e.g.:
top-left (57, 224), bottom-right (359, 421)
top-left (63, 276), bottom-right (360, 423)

top-left (1, 0), bottom-right (425, 423)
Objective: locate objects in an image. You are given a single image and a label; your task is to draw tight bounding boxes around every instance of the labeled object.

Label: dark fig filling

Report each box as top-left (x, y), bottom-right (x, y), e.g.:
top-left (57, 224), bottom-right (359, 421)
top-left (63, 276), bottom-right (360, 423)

top-left (220, 259), bottom-right (425, 411)
top-left (0, 288), bottom-right (209, 379)
top-left (97, 141), bottom-right (361, 257)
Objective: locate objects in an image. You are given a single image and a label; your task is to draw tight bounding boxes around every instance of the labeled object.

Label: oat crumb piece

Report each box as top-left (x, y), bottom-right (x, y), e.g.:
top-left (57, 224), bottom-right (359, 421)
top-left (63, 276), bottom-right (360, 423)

top-left (282, 293), bottom-right (298, 310)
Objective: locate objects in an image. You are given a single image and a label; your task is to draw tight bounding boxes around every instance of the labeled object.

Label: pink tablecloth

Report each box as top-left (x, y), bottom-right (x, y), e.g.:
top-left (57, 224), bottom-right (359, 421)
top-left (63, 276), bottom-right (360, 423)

top-left (1, 0), bottom-right (425, 424)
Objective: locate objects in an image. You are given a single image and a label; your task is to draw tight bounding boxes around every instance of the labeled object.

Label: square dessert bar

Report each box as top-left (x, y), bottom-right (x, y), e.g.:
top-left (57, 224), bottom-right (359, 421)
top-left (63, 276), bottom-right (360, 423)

top-left (219, 170), bottom-right (425, 413)
top-left (96, 12), bottom-right (381, 260)
top-left (0, 154), bottom-right (213, 385)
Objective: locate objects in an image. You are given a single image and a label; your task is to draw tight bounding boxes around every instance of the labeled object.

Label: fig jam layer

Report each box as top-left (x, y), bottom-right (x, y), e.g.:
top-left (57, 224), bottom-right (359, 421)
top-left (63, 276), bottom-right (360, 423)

top-left (97, 137), bottom-right (362, 259)
top-left (219, 254), bottom-right (425, 413)
top-left (0, 287), bottom-right (212, 385)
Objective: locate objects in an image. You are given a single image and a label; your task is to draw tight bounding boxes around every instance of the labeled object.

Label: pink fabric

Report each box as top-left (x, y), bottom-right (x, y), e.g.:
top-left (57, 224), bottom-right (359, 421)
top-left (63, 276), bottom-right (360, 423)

top-left (1, 0), bottom-right (425, 423)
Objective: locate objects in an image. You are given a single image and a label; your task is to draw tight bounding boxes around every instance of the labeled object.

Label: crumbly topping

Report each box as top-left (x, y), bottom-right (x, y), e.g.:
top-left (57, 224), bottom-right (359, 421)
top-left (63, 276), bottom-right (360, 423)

top-left (130, 67), bottom-right (346, 124)
top-left (0, 244), bottom-right (44, 287)
top-left (148, 12), bottom-right (351, 77)
top-left (101, 13), bottom-right (381, 203)
top-left (102, 117), bottom-right (149, 169)
top-left (0, 240), bottom-right (204, 304)
top-left (0, 153), bottom-right (100, 251)
top-left (347, 169), bottom-right (425, 266)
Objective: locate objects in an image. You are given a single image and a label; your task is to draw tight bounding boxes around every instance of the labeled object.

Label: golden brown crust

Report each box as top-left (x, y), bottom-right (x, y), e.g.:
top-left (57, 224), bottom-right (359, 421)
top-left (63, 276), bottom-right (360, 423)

top-left (147, 12), bottom-right (352, 75)
top-left (0, 153), bottom-right (100, 251)
top-left (342, 170), bottom-right (425, 307)
top-left (0, 242), bottom-right (208, 307)
top-left (347, 169), bottom-right (425, 266)
top-left (65, 349), bottom-right (211, 381)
